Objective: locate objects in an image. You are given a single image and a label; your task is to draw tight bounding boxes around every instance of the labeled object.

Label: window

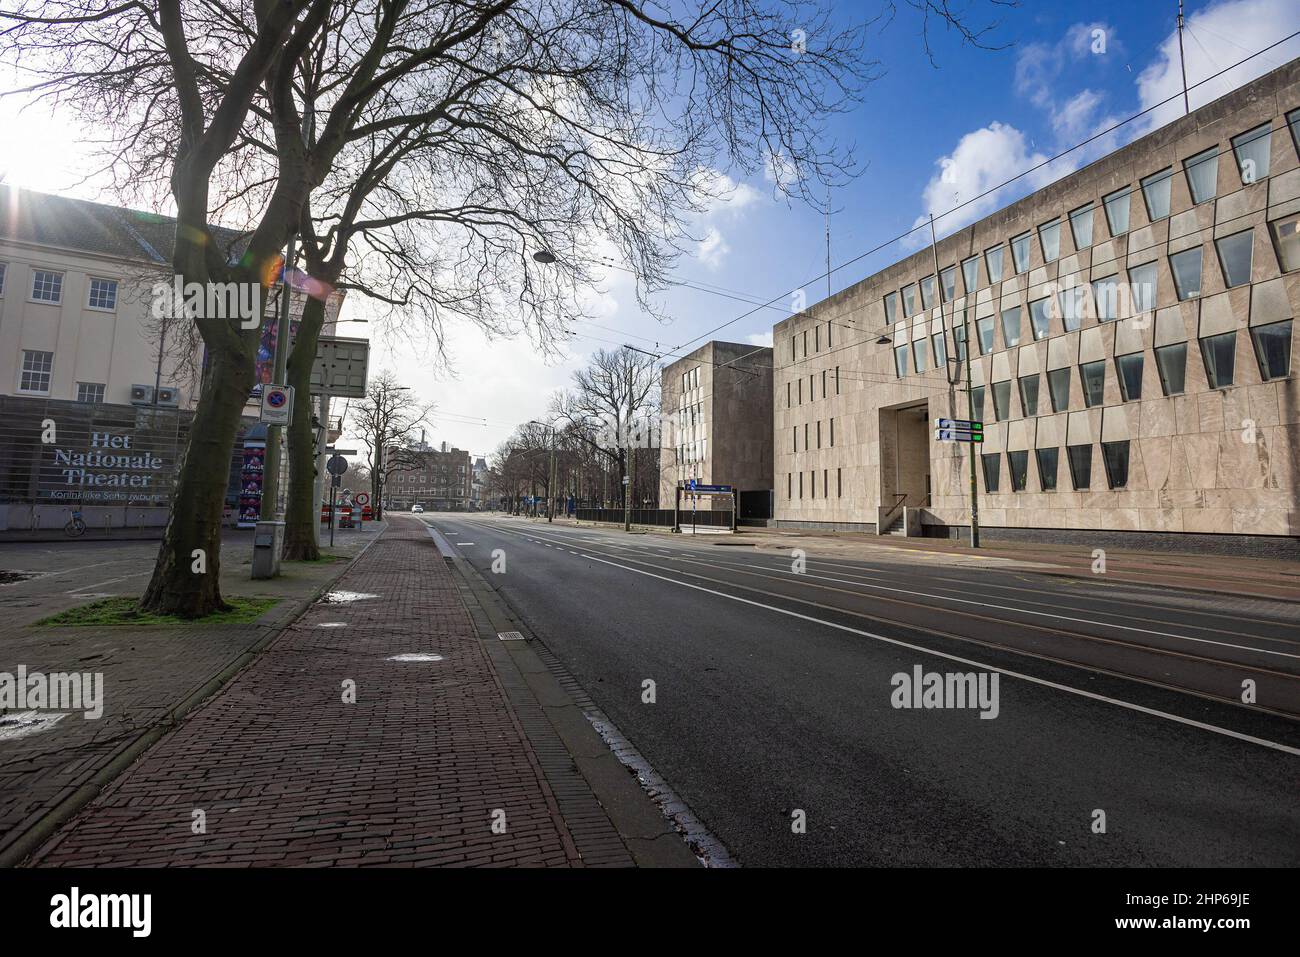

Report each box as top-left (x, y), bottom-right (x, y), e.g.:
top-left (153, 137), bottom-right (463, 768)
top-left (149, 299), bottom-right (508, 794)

top-left (977, 316), bottom-right (995, 354)
top-left (1069, 203), bottom-right (1094, 249)
top-left (1170, 246), bottom-right (1203, 300)
top-left (787, 381), bottom-right (792, 408)
top-left (1000, 305), bottom-right (1022, 347)
top-left (0, 262), bottom-right (6, 296)
top-left (991, 380), bottom-right (1012, 421)
top-left (954, 324), bottom-right (968, 362)
top-left (816, 421), bottom-right (822, 449)
top-left (1200, 331), bottom-right (1236, 389)
top-left (76, 382), bottom-right (105, 403)
top-left (822, 369), bottom-right (827, 398)
top-left (1216, 230), bottom-right (1253, 288)
top-left (1140, 168), bottom-right (1173, 221)
top-left (1036, 448), bottom-right (1059, 491)
top-left (87, 277), bottom-right (118, 310)
top-left (814, 326), bottom-right (820, 352)
top-left (837, 468), bottom-right (842, 498)
top-left (1184, 147), bottom-right (1218, 204)
top-left (894, 345), bottom-right (909, 377)
top-left (30, 269), bottom-right (63, 303)
top-left (1271, 214), bottom-right (1300, 272)
top-left (790, 337), bottom-right (796, 361)
top-left (803, 331), bottom-right (808, 356)
top-left (1028, 297), bottom-right (1051, 340)
top-left (1010, 232), bottom-right (1031, 274)
top-left (787, 474), bottom-right (792, 498)
top-left (1103, 187), bottom-right (1131, 236)
top-left (1047, 367), bottom-right (1071, 412)
top-left (1251, 320), bottom-right (1292, 380)
top-left (798, 378), bottom-right (802, 403)
top-left (1102, 440), bottom-right (1130, 489)
top-left (940, 266), bottom-right (957, 302)
top-left (932, 331), bottom-right (947, 369)
top-left (884, 292), bottom-right (899, 324)
top-left (902, 284), bottom-right (918, 316)
top-left (1115, 352), bottom-right (1144, 401)
top-left (1232, 123), bottom-right (1271, 184)
top-left (20, 350), bottom-right (53, 393)
top-left (830, 417), bottom-right (835, 447)
top-left (961, 256), bottom-right (979, 294)
top-left (792, 426), bottom-right (797, 452)
top-left (1154, 342), bottom-right (1187, 395)
top-left (835, 366), bottom-right (840, 394)
top-left (1058, 285), bottom-right (1085, 332)
top-left (799, 472), bottom-right (803, 498)
top-left (1008, 450), bottom-right (1029, 492)
top-left (1019, 374), bottom-right (1040, 416)
top-left (1067, 444), bottom-right (1092, 490)
top-left (920, 275), bottom-right (937, 311)
top-left (1128, 262), bottom-right (1157, 314)
top-left (1092, 275), bottom-right (1119, 322)
top-left (970, 385), bottom-right (986, 422)
top-left (985, 246), bottom-right (1004, 284)
top-left (913, 338), bottom-right (928, 373)
top-left (823, 469), bottom-right (828, 497)
top-left (981, 453), bottom-right (1001, 493)
top-left (1080, 360), bottom-right (1106, 407)
top-left (827, 322), bottom-right (832, 348)
top-left (1290, 108), bottom-right (1300, 155)
top-left (1039, 219), bottom-right (1061, 262)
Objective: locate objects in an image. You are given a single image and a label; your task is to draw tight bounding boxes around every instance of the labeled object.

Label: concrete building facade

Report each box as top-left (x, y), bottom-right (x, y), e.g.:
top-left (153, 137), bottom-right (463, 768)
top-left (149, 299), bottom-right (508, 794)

top-left (658, 341), bottom-right (773, 511)
top-left (774, 60), bottom-right (1300, 552)
top-left (388, 442), bottom-right (472, 511)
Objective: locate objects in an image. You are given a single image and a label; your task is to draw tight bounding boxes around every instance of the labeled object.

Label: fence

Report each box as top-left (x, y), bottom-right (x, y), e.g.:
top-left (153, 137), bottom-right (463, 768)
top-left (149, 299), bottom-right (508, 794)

top-left (575, 506), bottom-right (733, 528)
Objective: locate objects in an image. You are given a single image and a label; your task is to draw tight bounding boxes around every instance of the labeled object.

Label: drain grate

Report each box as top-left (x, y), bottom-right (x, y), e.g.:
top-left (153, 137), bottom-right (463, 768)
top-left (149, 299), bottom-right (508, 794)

top-left (497, 630), bottom-right (526, 641)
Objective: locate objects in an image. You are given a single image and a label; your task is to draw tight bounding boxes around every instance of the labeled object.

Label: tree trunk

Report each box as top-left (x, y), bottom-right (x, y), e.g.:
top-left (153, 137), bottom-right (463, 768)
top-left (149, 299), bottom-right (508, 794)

top-left (139, 344), bottom-right (256, 617)
top-left (282, 296), bottom-right (326, 560)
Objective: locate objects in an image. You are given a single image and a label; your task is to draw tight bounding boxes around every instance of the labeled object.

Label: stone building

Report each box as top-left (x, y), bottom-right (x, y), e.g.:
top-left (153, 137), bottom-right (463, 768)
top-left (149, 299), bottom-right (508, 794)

top-left (658, 341), bottom-right (773, 512)
top-left (773, 59), bottom-right (1300, 553)
top-left (387, 442), bottom-right (472, 511)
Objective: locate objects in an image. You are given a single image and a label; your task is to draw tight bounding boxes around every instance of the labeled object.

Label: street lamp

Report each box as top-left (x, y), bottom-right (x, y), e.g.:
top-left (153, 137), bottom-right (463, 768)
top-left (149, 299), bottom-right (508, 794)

top-left (532, 249), bottom-right (558, 264)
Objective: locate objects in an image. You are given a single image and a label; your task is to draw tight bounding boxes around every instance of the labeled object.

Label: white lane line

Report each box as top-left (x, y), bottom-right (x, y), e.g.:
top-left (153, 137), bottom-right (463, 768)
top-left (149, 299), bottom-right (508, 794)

top-left (620, 549), bottom-right (1300, 662)
top-left (455, 542), bottom-right (475, 545)
top-left (572, 549), bottom-right (1300, 757)
top-left (65, 572), bottom-right (149, 595)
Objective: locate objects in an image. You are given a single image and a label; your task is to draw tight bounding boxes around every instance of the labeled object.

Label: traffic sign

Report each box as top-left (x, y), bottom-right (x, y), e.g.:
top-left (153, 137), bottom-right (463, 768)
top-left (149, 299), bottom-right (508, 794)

top-left (935, 417), bottom-right (983, 432)
top-left (326, 454), bottom-right (348, 476)
top-left (682, 483), bottom-right (733, 494)
top-left (935, 428), bottom-right (984, 443)
top-left (354, 492), bottom-right (370, 506)
top-left (259, 384), bottom-right (294, 425)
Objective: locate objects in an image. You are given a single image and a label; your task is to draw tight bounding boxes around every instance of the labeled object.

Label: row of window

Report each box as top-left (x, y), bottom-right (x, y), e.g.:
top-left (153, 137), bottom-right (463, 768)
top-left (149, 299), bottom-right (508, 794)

top-left (880, 112), bottom-right (1300, 325)
top-left (680, 367), bottom-right (701, 393)
top-left (789, 321), bottom-right (836, 361)
top-left (981, 441), bottom-right (1130, 494)
top-left (791, 417), bottom-right (836, 453)
top-left (893, 222), bottom-right (1287, 384)
top-left (786, 467), bottom-right (844, 500)
top-left (786, 366), bottom-right (841, 407)
top-left (18, 348), bottom-right (105, 400)
top-left (944, 320), bottom-right (1291, 426)
top-left (0, 264), bottom-right (120, 311)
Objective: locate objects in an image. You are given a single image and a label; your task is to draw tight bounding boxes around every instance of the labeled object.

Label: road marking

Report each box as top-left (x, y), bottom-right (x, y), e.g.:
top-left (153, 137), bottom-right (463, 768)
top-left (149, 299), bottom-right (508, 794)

top-left (566, 548), bottom-right (1300, 757)
top-left (455, 542), bottom-right (475, 546)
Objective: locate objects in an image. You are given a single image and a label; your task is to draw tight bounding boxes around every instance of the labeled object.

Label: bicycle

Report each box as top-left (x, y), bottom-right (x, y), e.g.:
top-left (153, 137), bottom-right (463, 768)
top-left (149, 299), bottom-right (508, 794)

top-left (63, 503), bottom-right (86, 538)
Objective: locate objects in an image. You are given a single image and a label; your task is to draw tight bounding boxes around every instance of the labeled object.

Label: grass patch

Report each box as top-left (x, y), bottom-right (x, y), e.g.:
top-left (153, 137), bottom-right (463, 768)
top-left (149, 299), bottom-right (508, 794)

top-left (37, 596), bottom-right (280, 628)
top-left (285, 553), bottom-right (349, 564)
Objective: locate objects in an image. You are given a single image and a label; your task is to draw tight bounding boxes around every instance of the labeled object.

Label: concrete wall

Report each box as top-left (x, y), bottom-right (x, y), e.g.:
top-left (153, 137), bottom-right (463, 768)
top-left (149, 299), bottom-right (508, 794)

top-left (774, 58), bottom-right (1300, 540)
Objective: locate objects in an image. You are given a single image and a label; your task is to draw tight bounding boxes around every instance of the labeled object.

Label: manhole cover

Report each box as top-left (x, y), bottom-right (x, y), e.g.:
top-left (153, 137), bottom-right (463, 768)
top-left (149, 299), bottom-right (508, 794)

top-left (387, 653), bottom-right (445, 662)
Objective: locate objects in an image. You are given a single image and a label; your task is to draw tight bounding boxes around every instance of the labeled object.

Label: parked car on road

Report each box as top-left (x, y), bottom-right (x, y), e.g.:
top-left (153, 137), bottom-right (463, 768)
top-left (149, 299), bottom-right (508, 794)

top-left (411, 504), bottom-right (424, 513)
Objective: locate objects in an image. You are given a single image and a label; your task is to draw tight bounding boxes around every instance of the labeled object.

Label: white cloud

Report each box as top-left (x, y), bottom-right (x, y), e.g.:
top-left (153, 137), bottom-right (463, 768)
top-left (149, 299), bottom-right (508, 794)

top-left (909, 123), bottom-right (1051, 242)
top-left (745, 330), bottom-right (773, 347)
top-left (697, 226), bottom-right (730, 269)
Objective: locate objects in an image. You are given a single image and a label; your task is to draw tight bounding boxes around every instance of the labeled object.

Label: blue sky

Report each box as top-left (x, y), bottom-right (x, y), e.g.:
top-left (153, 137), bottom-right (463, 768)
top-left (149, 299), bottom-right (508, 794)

top-left (3, 0), bottom-right (1299, 456)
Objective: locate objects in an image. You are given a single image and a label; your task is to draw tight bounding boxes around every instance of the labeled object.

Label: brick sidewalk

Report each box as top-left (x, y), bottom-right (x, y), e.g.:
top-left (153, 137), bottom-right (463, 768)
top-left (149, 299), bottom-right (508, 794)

top-left (32, 517), bottom-right (631, 867)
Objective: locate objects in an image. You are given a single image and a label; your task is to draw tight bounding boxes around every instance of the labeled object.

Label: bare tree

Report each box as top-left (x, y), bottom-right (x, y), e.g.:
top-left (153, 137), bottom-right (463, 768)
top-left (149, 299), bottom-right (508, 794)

top-left (347, 370), bottom-right (434, 519)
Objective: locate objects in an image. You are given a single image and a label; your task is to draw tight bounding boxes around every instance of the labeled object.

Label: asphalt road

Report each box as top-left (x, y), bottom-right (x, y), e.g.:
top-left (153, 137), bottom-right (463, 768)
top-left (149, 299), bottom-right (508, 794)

top-left (424, 514), bottom-right (1300, 867)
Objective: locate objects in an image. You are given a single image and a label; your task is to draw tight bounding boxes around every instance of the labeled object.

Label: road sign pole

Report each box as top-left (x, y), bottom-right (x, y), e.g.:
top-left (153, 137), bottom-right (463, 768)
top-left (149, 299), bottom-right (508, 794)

top-left (964, 307), bottom-right (981, 549)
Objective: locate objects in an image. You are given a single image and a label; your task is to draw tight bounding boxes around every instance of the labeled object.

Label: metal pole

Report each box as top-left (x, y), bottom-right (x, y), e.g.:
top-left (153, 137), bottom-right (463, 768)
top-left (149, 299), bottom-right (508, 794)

top-left (623, 362), bottom-right (632, 532)
top-left (1177, 2), bottom-right (1190, 115)
top-left (548, 425), bottom-right (556, 522)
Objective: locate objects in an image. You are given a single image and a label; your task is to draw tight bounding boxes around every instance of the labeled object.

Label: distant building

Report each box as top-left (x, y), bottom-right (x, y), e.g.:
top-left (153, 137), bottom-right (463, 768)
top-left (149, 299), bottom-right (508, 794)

top-left (773, 59), bottom-right (1300, 553)
top-left (658, 341), bottom-right (773, 515)
top-left (387, 443), bottom-right (472, 510)
top-left (470, 456), bottom-right (488, 509)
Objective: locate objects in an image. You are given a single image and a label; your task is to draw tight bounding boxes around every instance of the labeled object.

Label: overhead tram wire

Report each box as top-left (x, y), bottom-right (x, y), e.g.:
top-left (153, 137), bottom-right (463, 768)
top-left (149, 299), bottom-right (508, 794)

top-left (652, 30), bottom-right (1300, 377)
